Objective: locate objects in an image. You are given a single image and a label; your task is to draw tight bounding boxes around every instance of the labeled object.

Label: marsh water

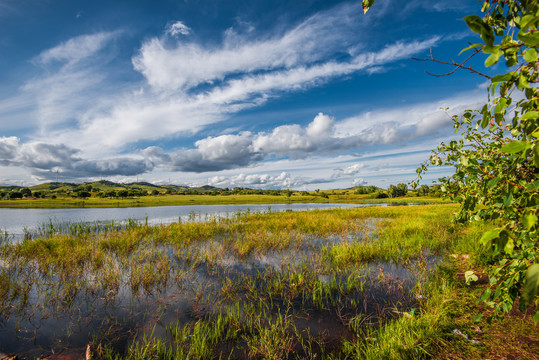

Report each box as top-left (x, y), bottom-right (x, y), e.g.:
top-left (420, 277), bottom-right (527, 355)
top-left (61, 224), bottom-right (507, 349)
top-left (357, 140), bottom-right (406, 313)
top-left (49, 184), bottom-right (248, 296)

top-left (0, 203), bottom-right (380, 239)
top-left (0, 203), bottom-right (431, 359)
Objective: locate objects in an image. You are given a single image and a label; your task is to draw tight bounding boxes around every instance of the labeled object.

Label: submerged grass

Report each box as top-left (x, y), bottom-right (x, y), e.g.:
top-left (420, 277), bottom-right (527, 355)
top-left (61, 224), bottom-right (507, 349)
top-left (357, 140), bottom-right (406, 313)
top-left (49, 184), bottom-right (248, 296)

top-left (0, 203), bottom-right (535, 359)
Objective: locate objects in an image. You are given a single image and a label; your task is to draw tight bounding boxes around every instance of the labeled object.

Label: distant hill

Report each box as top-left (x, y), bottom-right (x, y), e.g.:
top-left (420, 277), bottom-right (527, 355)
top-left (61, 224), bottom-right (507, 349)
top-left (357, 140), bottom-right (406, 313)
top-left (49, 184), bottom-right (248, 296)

top-left (0, 180), bottom-right (221, 197)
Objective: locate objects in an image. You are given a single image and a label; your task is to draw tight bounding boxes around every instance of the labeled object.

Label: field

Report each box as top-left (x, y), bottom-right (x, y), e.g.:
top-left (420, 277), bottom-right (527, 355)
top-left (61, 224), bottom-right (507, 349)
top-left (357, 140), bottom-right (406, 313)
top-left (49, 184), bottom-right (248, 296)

top-left (0, 204), bottom-right (536, 359)
top-left (0, 193), bottom-right (447, 209)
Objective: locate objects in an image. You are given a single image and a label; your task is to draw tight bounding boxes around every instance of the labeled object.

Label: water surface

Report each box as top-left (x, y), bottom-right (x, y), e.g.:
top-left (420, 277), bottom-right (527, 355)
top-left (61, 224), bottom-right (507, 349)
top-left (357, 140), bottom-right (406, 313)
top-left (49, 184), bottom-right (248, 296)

top-left (0, 203), bottom-right (381, 237)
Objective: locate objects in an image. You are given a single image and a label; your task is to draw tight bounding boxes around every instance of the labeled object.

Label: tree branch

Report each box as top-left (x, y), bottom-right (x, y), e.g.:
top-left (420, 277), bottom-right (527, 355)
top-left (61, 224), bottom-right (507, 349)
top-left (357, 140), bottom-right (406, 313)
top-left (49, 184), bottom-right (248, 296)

top-left (412, 48), bottom-right (492, 79)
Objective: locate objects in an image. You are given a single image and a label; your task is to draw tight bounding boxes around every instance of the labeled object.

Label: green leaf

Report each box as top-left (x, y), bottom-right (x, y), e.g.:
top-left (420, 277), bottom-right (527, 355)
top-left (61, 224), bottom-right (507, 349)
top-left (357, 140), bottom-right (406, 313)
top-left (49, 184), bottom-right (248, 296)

top-left (518, 73), bottom-right (531, 89)
top-left (534, 144), bottom-right (539, 167)
top-left (494, 98), bottom-right (507, 114)
top-left (522, 213), bottom-right (538, 230)
top-left (518, 31), bottom-right (539, 47)
top-left (520, 15), bottom-right (539, 32)
top-left (362, 0), bottom-right (375, 13)
top-left (520, 264), bottom-right (539, 310)
top-left (534, 311), bottom-right (539, 324)
top-left (463, 15), bottom-right (484, 34)
top-left (481, 28), bottom-right (495, 46)
top-left (487, 177), bottom-right (500, 189)
top-left (503, 192), bottom-right (513, 207)
top-left (459, 43), bottom-right (482, 55)
top-left (485, 51), bottom-right (503, 67)
top-left (527, 180), bottom-right (539, 191)
top-left (465, 270), bottom-right (478, 285)
top-left (504, 237), bottom-right (514, 255)
top-left (523, 48), bottom-right (538, 62)
top-left (491, 73), bottom-right (513, 83)
top-left (500, 140), bottom-right (530, 153)
top-left (521, 111), bottom-right (539, 120)
top-left (480, 229), bottom-right (500, 246)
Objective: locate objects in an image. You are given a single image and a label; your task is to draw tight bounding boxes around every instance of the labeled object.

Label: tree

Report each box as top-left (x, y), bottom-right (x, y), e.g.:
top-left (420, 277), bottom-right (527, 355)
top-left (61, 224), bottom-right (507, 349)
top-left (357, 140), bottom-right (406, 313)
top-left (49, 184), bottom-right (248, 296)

top-left (407, 1), bottom-right (539, 319)
top-left (20, 188), bottom-right (32, 197)
top-left (388, 185), bottom-right (398, 198)
top-left (388, 183), bottom-right (408, 197)
top-left (76, 191), bottom-right (91, 198)
top-left (8, 191), bottom-right (22, 199)
top-left (117, 189), bottom-right (129, 198)
top-left (397, 183), bottom-right (408, 197)
top-left (363, 0), bottom-right (539, 319)
top-left (418, 184), bottom-right (430, 196)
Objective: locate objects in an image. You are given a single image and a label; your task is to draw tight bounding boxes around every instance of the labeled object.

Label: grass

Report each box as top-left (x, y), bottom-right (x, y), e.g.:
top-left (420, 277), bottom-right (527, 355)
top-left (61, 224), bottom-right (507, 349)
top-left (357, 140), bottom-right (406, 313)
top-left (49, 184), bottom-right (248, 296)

top-left (0, 203), bottom-right (536, 359)
top-left (0, 193), bottom-right (449, 208)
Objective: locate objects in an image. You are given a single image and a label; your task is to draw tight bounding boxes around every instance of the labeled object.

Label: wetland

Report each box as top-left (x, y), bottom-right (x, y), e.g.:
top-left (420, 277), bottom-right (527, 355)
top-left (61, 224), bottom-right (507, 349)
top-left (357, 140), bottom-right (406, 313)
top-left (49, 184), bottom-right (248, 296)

top-left (1, 203), bottom-right (529, 359)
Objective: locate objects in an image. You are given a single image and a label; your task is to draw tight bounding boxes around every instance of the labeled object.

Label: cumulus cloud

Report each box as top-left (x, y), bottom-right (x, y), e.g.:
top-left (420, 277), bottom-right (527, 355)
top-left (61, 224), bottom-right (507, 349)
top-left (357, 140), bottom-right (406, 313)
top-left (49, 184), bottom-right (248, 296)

top-left (166, 21), bottom-right (191, 36)
top-left (332, 163), bottom-right (367, 178)
top-left (137, 96), bottom-right (483, 174)
top-left (335, 93), bottom-right (485, 145)
top-left (0, 136), bottom-right (19, 166)
top-left (206, 171), bottom-right (332, 189)
top-left (0, 137), bottom-right (153, 180)
top-left (252, 113), bottom-right (339, 156)
top-left (352, 178), bottom-right (368, 186)
top-left (1, 88), bottom-right (484, 180)
top-left (142, 113), bottom-right (342, 173)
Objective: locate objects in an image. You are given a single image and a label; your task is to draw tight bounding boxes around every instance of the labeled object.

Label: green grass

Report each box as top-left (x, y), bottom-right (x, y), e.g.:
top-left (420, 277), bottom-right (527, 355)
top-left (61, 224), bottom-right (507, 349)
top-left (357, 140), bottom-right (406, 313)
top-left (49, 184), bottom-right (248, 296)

top-left (0, 192), bottom-right (449, 208)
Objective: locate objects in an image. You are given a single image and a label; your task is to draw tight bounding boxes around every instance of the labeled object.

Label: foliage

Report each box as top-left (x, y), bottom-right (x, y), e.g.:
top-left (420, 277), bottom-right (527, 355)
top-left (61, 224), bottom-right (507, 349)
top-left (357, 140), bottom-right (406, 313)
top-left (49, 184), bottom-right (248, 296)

top-left (410, 0), bottom-right (539, 319)
top-left (388, 183), bottom-right (408, 198)
top-left (354, 185), bottom-right (379, 194)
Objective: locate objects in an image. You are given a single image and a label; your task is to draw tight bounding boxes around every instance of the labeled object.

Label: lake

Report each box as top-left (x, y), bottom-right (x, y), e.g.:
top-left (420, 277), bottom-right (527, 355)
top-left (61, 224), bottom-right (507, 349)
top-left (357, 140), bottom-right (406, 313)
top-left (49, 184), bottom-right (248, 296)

top-left (0, 203), bottom-right (384, 237)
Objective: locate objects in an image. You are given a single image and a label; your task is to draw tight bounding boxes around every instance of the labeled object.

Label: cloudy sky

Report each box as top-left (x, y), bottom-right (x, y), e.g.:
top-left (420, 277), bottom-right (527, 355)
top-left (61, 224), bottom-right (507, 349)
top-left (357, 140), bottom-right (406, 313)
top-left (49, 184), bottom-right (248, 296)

top-left (0, 0), bottom-right (491, 189)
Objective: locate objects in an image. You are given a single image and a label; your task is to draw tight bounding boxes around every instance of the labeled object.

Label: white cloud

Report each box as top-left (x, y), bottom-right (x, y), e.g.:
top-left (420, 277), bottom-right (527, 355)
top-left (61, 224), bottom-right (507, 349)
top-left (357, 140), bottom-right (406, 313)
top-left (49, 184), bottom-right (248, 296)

top-left (342, 164), bottom-right (366, 176)
top-left (252, 113), bottom-right (337, 156)
top-left (133, 3), bottom-right (361, 91)
top-left (12, 31), bottom-right (121, 137)
top-left (166, 21), bottom-right (191, 36)
top-left (0, 136), bottom-right (19, 166)
top-left (38, 32), bottom-right (118, 66)
top-left (206, 171), bottom-right (329, 189)
top-left (0, 137), bottom-right (153, 180)
top-left (335, 92), bottom-right (485, 143)
top-left (0, 2), bottom-right (480, 186)
top-left (46, 34), bottom-right (441, 157)
top-left (352, 178), bottom-right (367, 186)
top-left (14, 2), bottom-right (451, 161)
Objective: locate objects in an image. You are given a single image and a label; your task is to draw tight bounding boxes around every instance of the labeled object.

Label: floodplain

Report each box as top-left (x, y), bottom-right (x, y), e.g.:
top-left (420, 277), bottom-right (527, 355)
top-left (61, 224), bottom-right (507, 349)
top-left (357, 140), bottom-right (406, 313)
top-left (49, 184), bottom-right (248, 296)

top-left (0, 204), bottom-right (535, 359)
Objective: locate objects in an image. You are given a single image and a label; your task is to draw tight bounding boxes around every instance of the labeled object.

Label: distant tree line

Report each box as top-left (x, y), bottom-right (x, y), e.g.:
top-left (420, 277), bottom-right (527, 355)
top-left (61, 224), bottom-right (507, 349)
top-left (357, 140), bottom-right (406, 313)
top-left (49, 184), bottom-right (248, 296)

top-left (0, 182), bottom-right (444, 200)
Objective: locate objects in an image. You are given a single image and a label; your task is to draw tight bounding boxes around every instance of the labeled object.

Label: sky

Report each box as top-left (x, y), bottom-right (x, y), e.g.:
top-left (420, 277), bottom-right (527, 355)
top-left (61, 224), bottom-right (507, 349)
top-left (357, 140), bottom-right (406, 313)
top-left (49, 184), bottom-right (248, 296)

top-left (0, 0), bottom-right (492, 190)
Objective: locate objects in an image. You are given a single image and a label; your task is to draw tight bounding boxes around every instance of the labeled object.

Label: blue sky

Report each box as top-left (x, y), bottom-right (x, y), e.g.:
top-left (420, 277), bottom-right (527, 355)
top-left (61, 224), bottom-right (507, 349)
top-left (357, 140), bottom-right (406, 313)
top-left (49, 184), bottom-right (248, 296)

top-left (0, 0), bottom-right (490, 189)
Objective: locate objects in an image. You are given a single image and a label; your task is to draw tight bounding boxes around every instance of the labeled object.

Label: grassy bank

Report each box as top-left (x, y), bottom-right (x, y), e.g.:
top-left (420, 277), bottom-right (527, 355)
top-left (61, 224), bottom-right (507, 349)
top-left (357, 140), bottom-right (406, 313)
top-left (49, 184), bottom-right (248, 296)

top-left (0, 204), bottom-right (535, 359)
top-left (0, 193), bottom-right (448, 208)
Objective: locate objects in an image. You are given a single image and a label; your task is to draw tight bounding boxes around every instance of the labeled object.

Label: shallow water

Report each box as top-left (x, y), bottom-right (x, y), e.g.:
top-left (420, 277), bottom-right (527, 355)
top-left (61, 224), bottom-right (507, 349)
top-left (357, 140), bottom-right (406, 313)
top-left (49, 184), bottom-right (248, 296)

top-left (0, 215), bottom-right (432, 359)
top-left (0, 203), bottom-right (382, 240)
